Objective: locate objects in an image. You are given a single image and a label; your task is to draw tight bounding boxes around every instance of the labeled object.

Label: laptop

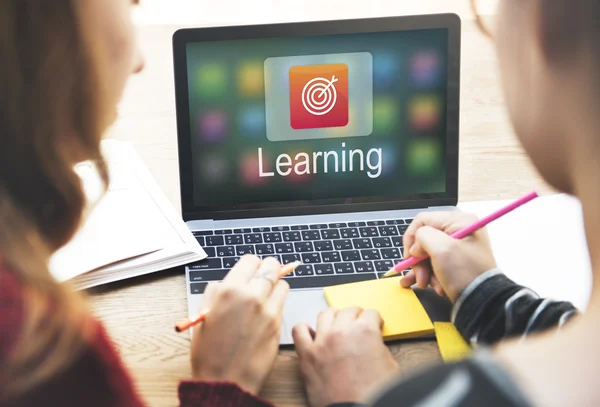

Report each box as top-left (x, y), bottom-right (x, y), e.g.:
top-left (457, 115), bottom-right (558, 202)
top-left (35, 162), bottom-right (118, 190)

top-left (173, 14), bottom-right (461, 345)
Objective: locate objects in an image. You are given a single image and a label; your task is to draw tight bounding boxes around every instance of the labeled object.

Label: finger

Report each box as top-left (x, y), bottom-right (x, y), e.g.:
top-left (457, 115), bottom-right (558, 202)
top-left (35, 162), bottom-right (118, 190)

top-left (292, 323), bottom-right (315, 355)
top-left (198, 281), bottom-right (219, 310)
top-left (333, 306), bottom-right (363, 329)
top-left (400, 270), bottom-right (416, 288)
top-left (223, 254), bottom-right (261, 285)
top-left (264, 280), bottom-right (290, 320)
top-left (359, 309), bottom-right (384, 331)
top-left (430, 274), bottom-right (445, 296)
top-left (403, 211), bottom-right (476, 254)
top-left (316, 307), bottom-right (337, 334)
top-left (414, 263), bottom-right (430, 289)
top-left (248, 257), bottom-right (282, 298)
top-left (414, 226), bottom-right (456, 258)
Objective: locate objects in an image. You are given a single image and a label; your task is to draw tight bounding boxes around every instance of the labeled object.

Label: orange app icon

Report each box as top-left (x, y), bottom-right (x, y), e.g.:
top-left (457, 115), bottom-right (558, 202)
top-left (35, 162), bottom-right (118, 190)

top-left (289, 63), bottom-right (349, 130)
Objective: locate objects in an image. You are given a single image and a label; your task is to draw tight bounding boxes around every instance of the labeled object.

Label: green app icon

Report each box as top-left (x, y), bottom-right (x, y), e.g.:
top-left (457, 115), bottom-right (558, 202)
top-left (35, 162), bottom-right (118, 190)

top-left (373, 96), bottom-right (399, 134)
top-left (196, 63), bottom-right (227, 99)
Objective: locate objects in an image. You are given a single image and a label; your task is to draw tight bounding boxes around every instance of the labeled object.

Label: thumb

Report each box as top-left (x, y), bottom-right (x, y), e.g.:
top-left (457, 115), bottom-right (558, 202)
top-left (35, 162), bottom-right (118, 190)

top-left (411, 226), bottom-right (455, 258)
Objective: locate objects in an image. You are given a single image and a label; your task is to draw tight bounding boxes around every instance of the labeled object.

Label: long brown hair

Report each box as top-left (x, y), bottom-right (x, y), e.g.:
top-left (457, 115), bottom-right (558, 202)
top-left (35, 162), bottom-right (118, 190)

top-left (0, 0), bottom-right (109, 399)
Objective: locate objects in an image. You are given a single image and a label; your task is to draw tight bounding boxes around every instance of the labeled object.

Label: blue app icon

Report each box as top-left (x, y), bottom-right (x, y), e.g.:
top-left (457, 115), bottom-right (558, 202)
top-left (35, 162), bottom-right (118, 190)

top-left (373, 52), bottom-right (400, 89)
top-left (238, 104), bottom-right (266, 136)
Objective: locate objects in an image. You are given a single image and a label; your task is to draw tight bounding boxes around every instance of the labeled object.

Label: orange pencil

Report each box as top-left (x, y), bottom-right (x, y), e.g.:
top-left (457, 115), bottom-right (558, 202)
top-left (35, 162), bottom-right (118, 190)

top-left (174, 261), bottom-right (302, 333)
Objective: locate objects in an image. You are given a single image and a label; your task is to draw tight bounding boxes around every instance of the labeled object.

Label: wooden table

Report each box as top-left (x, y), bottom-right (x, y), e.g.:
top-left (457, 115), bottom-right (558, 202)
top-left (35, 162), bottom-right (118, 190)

top-left (91, 10), bottom-right (553, 407)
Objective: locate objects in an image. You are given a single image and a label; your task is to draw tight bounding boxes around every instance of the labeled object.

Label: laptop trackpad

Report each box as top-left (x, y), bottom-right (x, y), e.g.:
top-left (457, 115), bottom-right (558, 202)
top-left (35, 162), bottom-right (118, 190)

top-left (280, 289), bottom-right (329, 345)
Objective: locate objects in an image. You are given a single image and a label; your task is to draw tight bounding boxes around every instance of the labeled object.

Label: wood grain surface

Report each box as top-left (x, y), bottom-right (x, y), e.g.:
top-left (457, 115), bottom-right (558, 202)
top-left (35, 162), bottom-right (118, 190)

top-left (92, 7), bottom-right (553, 406)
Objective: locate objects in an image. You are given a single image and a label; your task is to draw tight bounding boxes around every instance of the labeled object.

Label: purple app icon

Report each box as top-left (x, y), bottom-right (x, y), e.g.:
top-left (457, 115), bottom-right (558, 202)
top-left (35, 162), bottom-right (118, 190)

top-left (197, 110), bottom-right (227, 142)
top-left (410, 51), bottom-right (442, 88)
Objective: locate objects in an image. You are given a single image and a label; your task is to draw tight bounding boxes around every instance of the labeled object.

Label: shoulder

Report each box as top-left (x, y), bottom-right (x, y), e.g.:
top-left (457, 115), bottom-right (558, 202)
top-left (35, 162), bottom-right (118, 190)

top-left (0, 260), bottom-right (25, 358)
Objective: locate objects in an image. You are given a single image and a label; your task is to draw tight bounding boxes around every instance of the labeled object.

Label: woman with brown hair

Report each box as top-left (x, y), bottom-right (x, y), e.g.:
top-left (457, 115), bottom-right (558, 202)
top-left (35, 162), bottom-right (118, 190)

top-left (1, 1), bottom-right (292, 406)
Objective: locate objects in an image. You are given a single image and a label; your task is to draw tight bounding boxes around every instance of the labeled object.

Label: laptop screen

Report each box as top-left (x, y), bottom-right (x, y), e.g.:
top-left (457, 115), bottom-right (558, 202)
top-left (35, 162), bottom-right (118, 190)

top-left (177, 18), bottom-right (459, 217)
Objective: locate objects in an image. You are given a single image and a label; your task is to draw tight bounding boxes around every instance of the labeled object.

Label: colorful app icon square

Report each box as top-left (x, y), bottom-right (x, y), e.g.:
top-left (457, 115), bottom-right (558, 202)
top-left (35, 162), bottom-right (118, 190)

top-left (289, 64), bottom-right (349, 130)
top-left (373, 53), bottom-right (400, 88)
top-left (240, 150), bottom-right (270, 186)
top-left (373, 96), bottom-right (399, 133)
top-left (264, 52), bottom-right (373, 142)
top-left (195, 63), bottom-right (227, 99)
top-left (410, 51), bottom-right (442, 88)
top-left (406, 139), bottom-right (441, 174)
top-left (199, 154), bottom-right (228, 185)
top-left (237, 61), bottom-right (264, 97)
top-left (197, 110), bottom-right (227, 142)
top-left (238, 104), bottom-right (265, 135)
top-left (409, 95), bottom-right (441, 131)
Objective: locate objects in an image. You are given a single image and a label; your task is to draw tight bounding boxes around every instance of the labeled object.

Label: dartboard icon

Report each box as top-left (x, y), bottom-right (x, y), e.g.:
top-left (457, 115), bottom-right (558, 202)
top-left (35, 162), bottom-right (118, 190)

top-left (301, 75), bottom-right (339, 116)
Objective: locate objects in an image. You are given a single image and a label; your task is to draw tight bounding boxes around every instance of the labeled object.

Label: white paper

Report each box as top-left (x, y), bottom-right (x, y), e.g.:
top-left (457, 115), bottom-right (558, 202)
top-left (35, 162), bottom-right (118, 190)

top-left (459, 194), bottom-right (592, 310)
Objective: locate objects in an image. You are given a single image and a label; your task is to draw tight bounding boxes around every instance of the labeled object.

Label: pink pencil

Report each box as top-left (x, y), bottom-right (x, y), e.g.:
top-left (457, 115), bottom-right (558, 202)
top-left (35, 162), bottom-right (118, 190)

top-left (383, 191), bottom-right (539, 277)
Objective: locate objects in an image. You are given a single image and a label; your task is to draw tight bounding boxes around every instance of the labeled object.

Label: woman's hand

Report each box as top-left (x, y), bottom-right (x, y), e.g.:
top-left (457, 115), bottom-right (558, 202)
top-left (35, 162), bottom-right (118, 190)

top-left (400, 211), bottom-right (497, 302)
top-left (292, 307), bottom-right (398, 407)
top-left (190, 255), bottom-right (289, 395)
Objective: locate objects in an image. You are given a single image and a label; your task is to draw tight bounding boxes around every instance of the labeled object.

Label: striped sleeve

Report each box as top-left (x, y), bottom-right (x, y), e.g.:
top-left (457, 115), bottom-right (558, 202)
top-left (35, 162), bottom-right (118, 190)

top-left (452, 269), bottom-right (578, 345)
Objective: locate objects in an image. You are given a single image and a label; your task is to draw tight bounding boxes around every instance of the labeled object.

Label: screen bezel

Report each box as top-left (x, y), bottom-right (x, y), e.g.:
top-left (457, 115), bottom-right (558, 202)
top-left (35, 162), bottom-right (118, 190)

top-left (173, 14), bottom-right (461, 221)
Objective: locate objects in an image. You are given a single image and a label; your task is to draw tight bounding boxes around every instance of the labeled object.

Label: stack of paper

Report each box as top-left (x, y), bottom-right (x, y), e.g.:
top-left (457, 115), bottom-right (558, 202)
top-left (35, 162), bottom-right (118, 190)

top-left (49, 139), bottom-right (206, 290)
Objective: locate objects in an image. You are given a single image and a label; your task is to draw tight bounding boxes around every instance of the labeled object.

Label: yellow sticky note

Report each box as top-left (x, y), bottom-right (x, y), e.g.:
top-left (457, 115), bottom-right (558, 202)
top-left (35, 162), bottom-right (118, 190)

top-left (434, 322), bottom-right (471, 362)
top-left (323, 277), bottom-right (434, 341)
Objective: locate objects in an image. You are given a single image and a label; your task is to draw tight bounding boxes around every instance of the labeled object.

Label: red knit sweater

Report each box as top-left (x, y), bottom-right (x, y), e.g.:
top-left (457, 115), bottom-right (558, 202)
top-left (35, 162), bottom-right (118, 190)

top-left (0, 263), bottom-right (273, 407)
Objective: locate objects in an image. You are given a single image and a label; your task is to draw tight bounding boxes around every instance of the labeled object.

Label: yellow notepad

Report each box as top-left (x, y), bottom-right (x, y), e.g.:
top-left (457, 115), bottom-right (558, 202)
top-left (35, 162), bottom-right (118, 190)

top-left (323, 277), bottom-right (434, 341)
top-left (434, 322), bottom-right (471, 362)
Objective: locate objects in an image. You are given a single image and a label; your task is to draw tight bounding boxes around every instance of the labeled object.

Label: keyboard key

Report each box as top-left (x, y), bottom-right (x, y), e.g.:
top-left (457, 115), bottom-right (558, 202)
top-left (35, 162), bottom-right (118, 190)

top-left (406, 219), bottom-right (414, 224)
top-left (314, 264), bottom-right (335, 275)
top-left (195, 236), bottom-right (205, 246)
top-left (314, 240), bottom-right (333, 251)
top-left (272, 226), bottom-right (290, 232)
top-left (193, 230), bottom-right (213, 236)
top-left (334, 262), bottom-right (355, 274)
top-left (189, 269), bottom-right (228, 282)
top-left (328, 222), bottom-right (347, 228)
top-left (282, 253), bottom-right (301, 264)
top-left (301, 253), bottom-right (321, 264)
top-left (341, 250), bottom-right (361, 262)
top-left (203, 247), bottom-right (216, 257)
top-left (244, 233), bottom-right (263, 244)
top-left (225, 235), bottom-right (243, 245)
top-left (309, 224), bottom-right (328, 229)
top-left (295, 265), bottom-right (315, 276)
top-left (189, 258), bottom-right (222, 270)
top-left (222, 257), bottom-right (240, 268)
top-left (372, 237), bottom-right (392, 248)
top-left (340, 228), bottom-right (360, 239)
top-left (398, 225), bottom-right (409, 235)
top-left (333, 239), bottom-right (353, 250)
top-left (261, 254), bottom-right (282, 263)
top-left (275, 243), bottom-right (294, 254)
top-left (283, 231), bottom-right (302, 242)
top-left (378, 226), bottom-right (399, 236)
top-left (360, 249), bottom-right (381, 260)
top-left (355, 261), bottom-right (375, 273)
top-left (216, 246), bottom-right (235, 257)
top-left (367, 220), bottom-right (385, 226)
top-left (321, 251), bottom-right (341, 263)
top-left (347, 222), bottom-right (366, 227)
top-left (302, 230), bottom-right (321, 240)
top-left (294, 242), bottom-right (314, 252)
top-left (352, 238), bottom-right (372, 249)
top-left (236, 245), bottom-right (255, 255)
top-left (321, 229), bottom-right (340, 239)
top-left (291, 225), bottom-right (309, 230)
top-left (214, 229), bottom-right (232, 235)
top-left (205, 236), bottom-right (224, 246)
top-left (234, 228), bottom-right (251, 233)
top-left (253, 227), bottom-right (270, 232)
top-left (283, 273), bottom-right (375, 289)
top-left (255, 244), bottom-right (275, 255)
top-left (359, 227), bottom-right (379, 237)
top-left (374, 260), bottom-right (394, 271)
top-left (263, 232), bottom-right (282, 243)
top-left (190, 282), bottom-right (208, 294)
top-left (381, 248), bottom-right (401, 260)
top-left (392, 236), bottom-right (403, 247)
top-left (386, 219), bottom-right (405, 225)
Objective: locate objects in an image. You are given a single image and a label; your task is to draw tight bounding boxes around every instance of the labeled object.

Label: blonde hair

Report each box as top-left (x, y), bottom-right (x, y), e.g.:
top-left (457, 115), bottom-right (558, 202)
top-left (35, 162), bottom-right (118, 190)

top-left (0, 0), bottom-right (109, 400)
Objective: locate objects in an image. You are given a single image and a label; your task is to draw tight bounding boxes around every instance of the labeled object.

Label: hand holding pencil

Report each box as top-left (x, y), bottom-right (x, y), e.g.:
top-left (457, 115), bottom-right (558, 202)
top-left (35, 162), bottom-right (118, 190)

top-left (185, 255), bottom-right (298, 396)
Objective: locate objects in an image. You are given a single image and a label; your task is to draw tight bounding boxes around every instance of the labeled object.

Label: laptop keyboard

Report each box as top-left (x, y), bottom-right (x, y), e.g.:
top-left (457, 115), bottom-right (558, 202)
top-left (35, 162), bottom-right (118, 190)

top-left (188, 219), bottom-right (413, 294)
